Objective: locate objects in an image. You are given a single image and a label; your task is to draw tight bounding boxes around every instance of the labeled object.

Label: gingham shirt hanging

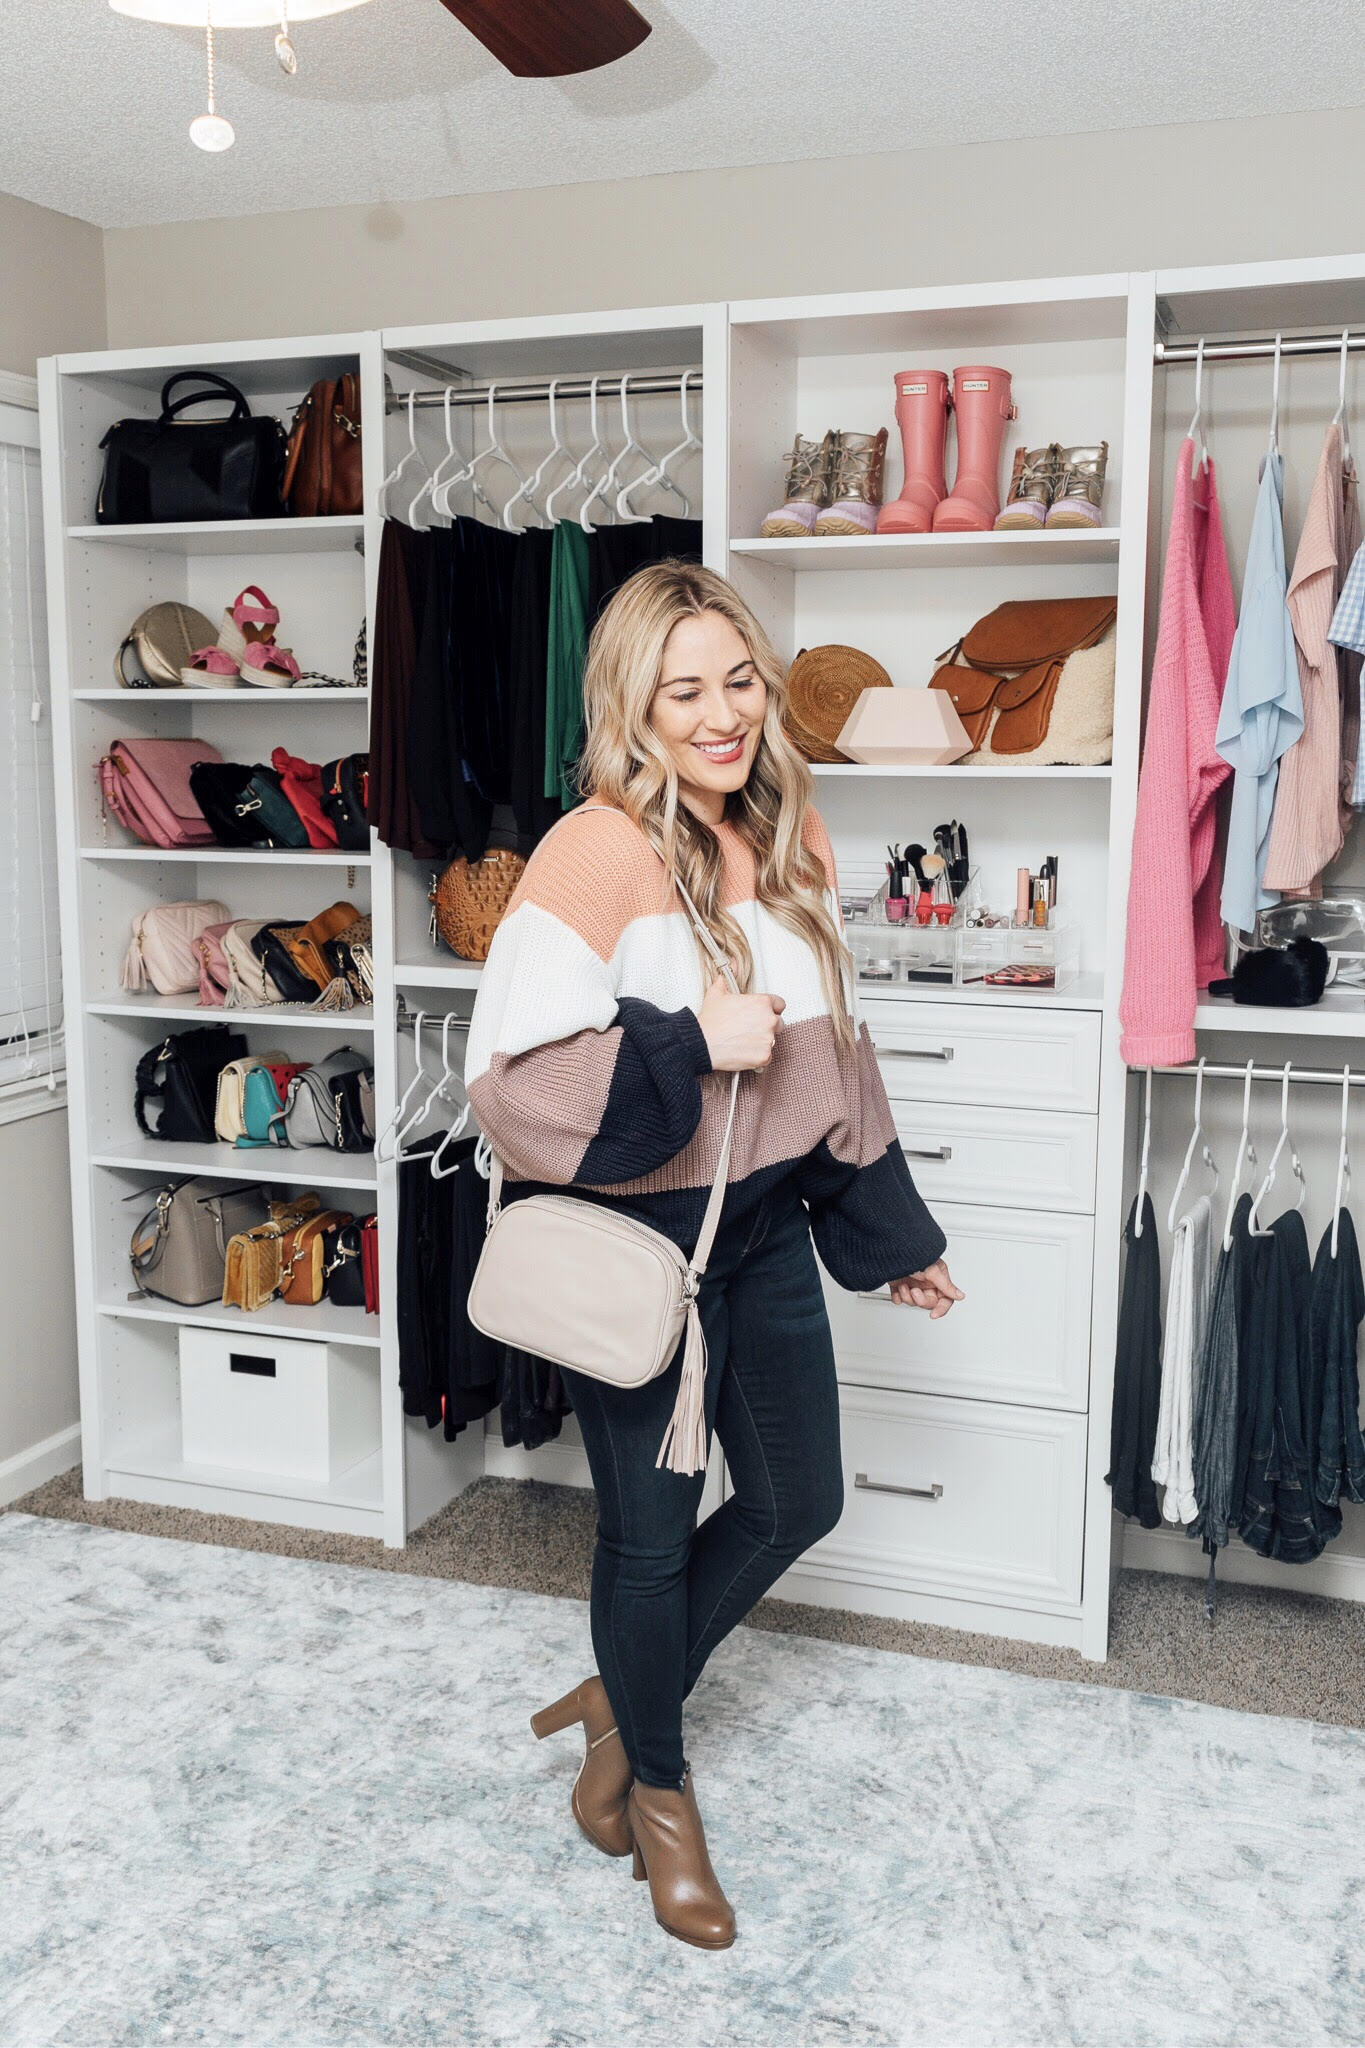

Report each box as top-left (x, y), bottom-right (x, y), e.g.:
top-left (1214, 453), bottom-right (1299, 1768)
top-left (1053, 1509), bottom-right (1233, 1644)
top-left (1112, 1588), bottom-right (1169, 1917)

top-left (1329, 541), bottom-right (1365, 806)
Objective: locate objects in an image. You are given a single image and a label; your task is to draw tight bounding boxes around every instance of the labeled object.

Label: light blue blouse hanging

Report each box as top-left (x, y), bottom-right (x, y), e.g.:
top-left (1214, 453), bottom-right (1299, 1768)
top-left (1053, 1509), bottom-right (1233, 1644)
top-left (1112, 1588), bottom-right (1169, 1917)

top-left (1215, 445), bottom-right (1302, 934)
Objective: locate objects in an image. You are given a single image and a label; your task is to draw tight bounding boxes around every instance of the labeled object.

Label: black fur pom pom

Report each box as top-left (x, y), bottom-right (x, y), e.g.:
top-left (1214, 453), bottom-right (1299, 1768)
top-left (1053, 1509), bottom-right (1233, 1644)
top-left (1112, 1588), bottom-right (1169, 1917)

top-left (1207, 936), bottom-right (1331, 1007)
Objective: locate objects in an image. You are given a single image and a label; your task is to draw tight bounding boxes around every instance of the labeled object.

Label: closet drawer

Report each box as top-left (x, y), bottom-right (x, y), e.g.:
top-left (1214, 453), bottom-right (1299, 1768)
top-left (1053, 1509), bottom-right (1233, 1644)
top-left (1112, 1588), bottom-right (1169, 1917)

top-left (796, 1386), bottom-right (1086, 1608)
top-left (889, 1100), bottom-right (1097, 1214)
top-left (824, 1200), bottom-right (1093, 1409)
top-left (863, 999), bottom-right (1101, 1113)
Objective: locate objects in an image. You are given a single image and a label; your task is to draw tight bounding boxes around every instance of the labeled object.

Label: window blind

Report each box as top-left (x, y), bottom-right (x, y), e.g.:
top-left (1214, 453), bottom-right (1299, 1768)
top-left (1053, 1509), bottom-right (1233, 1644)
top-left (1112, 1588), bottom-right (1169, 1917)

top-left (0, 398), bottom-right (62, 1092)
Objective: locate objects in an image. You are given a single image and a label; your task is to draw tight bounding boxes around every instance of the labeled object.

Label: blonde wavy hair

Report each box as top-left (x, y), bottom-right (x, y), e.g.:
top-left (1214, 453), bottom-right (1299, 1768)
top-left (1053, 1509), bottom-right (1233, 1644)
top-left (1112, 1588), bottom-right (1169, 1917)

top-left (577, 560), bottom-right (854, 1047)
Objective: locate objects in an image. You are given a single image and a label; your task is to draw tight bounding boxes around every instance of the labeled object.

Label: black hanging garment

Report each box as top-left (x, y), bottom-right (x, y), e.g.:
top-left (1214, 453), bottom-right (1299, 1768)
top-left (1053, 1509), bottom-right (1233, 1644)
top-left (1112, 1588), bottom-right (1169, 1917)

top-left (370, 520), bottom-right (439, 856)
top-left (1313, 1209), bottom-right (1365, 1515)
top-left (1239, 1209), bottom-right (1325, 1564)
top-left (1106, 1192), bottom-right (1163, 1528)
top-left (586, 514), bottom-right (704, 627)
top-left (397, 1134), bottom-right (453, 1431)
top-left (507, 525), bottom-right (560, 846)
top-left (1190, 1193), bottom-right (1250, 1560)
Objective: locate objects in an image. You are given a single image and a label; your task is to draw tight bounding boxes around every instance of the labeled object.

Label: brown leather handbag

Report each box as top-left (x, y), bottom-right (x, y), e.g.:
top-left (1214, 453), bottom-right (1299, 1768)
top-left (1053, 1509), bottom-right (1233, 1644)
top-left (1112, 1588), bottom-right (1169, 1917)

top-left (928, 597), bottom-right (1117, 765)
top-left (430, 849), bottom-right (525, 961)
top-left (256, 900), bottom-right (362, 1002)
top-left (282, 374), bottom-right (363, 518)
top-left (280, 1209), bottom-right (354, 1306)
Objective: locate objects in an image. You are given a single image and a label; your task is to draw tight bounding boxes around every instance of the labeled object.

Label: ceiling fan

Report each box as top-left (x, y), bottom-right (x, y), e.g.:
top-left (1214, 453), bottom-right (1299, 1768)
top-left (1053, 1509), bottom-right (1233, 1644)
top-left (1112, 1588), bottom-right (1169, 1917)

top-left (110, 0), bottom-right (653, 151)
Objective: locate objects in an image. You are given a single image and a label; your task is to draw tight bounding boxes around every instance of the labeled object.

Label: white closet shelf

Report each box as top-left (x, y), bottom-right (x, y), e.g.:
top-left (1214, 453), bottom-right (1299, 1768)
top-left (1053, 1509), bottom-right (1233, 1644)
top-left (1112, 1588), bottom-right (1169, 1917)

top-left (730, 530), bottom-right (1122, 572)
top-left (93, 1138), bottom-right (377, 1187)
top-left (394, 959), bottom-right (484, 990)
top-left (859, 971), bottom-right (1106, 1011)
top-left (812, 763), bottom-right (1113, 780)
top-left (102, 1441), bottom-right (385, 1516)
top-left (74, 687), bottom-right (368, 703)
top-left (87, 994), bottom-right (375, 1031)
top-left (66, 516), bottom-right (365, 556)
top-left (79, 846), bottom-right (373, 865)
top-left (1194, 990), bottom-right (1365, 1037)
top-left (99, 1293), bottom-right (381, 1349)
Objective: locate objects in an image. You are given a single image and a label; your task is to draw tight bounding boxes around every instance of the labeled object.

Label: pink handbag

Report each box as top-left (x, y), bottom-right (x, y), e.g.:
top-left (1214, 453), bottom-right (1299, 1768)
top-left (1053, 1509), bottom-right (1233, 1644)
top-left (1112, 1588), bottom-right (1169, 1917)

top-left (98, 736), bottom-right (221, 848)
top-left (195, 921), bottom-right (234, 1007)
top-left (120, 899), bottom-right (231, 995)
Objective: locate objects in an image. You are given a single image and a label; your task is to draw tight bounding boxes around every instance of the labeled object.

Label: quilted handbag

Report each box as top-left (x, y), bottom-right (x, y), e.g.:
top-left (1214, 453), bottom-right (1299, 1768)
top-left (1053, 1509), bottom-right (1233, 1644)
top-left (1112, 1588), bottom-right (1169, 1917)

top-left (280, 1209), bottom-right (354, 1306)
top-left (281, 374), bottom-right (363, 518)
top-left (121, 900), bottom-right (230, 995)
top-left (189, 761), bottom-right (311, 849)
top-left (234, 1060), bottom-right (310, 1148)
top-left (97, 371), bottom-right (287, 526)
top-left (98, 737), bottom-right (221, 848)
top-left (221, 1198), bottom-right (320, 1312)
top-left (222, 920), bottom-right (285, 1008)
top-left (134, 1024), bottom-right (248, 1144)
top-left (270, 1048), bottom-right (371, 1149)
top-left (214, 1052), bottom-right (288, 1144)
top-left (429, 847), bottom-right (525, 962)
top-left (129, 1177), bottom-right (269, 1306)
top-left (321, 754), bottom-right (370, 852)
top-left (195, 923), bottom-right (234, 1008)
top-left (928, 597), bottom-right (1117, 765)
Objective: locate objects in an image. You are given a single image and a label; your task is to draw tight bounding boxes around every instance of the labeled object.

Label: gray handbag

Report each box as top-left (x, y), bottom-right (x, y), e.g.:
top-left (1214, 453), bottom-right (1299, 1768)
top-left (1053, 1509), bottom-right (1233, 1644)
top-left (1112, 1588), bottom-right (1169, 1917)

top-left (269, 1048), bottom-right (370, 1149)
top-left (128, 1177), bottom-right (269, 1304)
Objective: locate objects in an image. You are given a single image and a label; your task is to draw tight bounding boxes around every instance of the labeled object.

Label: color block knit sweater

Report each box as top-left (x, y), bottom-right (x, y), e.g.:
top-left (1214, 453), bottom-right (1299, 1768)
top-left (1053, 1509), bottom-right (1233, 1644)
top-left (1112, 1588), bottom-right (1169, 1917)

top-left (465, 803), bottom-right (945, 1292)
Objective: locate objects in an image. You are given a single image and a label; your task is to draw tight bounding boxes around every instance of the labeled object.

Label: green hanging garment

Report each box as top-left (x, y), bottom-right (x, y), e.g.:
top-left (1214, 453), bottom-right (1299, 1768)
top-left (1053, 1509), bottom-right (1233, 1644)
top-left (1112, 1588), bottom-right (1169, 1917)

top-left (545, 520), bottom-right (591, 812)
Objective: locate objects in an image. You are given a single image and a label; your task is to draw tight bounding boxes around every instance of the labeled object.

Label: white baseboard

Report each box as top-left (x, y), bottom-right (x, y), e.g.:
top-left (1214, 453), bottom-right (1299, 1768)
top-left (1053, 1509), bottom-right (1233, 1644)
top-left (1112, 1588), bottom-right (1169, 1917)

top-left (483, 1438), bottom-right (594, 1489)
top-left (0, 1422), bottom-right (81, 1509)
top-left (1123, 1521), bottom-right (1365, 1604)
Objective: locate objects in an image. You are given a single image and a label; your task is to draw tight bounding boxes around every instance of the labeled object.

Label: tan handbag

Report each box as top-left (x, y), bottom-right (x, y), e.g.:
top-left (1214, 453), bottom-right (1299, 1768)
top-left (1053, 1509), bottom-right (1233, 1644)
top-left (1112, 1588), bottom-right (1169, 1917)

top-left (467, 813), bottom-right (739, 1477)
top-left (279, 1209), bottom-right (353, 1306)
top-left (430, 849), bottom-right (526, 962)
top-left (221, 1197), bottom-right (320, 1311)
top-left (928, 597), bottom-right (1117, 765)
top-left (214, 1053), bottom-right (288, 1143)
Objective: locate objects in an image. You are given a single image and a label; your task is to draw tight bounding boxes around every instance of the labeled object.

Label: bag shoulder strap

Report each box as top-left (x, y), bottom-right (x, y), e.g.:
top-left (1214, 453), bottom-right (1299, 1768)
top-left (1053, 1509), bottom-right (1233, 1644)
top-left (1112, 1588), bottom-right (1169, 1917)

top-left (487, 803), bottom-right (740, 1275)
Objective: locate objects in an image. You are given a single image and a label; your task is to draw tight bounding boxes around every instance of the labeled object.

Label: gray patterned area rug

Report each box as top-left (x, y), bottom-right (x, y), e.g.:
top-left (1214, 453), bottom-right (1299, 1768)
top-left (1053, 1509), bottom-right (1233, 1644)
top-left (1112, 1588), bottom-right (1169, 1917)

top-left (4, 1512), bottom-right (1364, 2048)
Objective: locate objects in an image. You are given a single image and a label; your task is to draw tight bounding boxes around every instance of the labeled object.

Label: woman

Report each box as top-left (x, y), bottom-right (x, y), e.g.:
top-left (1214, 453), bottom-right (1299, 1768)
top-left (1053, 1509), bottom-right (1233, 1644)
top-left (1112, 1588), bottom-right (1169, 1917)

top-left (465, 562), bottom-right (960, 1950)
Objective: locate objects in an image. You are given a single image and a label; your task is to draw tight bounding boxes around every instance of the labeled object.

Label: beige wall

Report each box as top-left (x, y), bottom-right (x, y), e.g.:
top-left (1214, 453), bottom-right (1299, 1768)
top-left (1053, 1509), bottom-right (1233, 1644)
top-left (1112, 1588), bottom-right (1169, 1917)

top-left (104, 105), bottom-right (1365, 348)
top-left (0, 191), bottom-right (105, 375)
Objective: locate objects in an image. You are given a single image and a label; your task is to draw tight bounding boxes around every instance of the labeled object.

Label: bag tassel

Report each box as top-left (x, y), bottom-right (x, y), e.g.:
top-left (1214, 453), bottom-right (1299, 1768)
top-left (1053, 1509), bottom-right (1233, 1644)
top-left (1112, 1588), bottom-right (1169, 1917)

top-left (656, 1299), bottom-right (709, 1477)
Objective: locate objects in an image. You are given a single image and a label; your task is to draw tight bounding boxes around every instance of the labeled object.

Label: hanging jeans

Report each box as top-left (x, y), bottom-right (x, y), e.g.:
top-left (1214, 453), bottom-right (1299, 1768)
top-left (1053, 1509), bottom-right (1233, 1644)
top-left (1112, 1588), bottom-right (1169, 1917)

top-left (562, 1177), bottom-right (845, 1790)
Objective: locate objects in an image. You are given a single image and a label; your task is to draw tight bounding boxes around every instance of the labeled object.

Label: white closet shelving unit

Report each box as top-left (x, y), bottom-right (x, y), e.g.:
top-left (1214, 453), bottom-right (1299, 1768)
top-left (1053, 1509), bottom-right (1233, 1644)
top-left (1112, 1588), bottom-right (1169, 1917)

top-left (1114, 252), bottom-right (1365, 1608)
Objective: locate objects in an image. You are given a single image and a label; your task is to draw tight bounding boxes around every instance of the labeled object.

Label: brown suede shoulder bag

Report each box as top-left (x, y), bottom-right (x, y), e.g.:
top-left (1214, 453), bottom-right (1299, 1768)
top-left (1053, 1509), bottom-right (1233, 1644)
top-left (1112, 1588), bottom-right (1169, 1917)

top-left (929, 596), bottom-right (1117, 762)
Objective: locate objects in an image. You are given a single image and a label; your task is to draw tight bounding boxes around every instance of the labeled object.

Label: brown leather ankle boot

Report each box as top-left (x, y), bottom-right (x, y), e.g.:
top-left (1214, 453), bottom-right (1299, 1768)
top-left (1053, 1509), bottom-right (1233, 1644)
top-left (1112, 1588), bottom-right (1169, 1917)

top-left (530, 1675), bottom-right (633, 1858)
top-left (627, 1769), bottom-right (736, 1949)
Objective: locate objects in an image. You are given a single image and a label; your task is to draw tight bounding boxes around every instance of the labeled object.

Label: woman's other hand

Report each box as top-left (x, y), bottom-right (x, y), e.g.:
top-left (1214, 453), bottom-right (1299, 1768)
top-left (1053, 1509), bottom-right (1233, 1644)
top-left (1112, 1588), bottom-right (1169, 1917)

top-left (698, 977), bottom-right (786, 1071)
top-left (888, 1260), bottom-right (963, 1318)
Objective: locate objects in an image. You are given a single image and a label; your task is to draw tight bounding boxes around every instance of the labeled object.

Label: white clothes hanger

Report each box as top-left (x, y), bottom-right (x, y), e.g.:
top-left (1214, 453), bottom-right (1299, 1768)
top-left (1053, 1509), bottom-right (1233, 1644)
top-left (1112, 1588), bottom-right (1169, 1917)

top-left (620, 369), bottom-right (697, 521)
top-left (375, 1009), bottom-right (429, 1163)
top-left (378, 390), bottom-right (430, 523)
top-left (550, 376), bottom-right (602, 526)
top-left (1334, 328), bottom-right (1354, 471)
top-left (1268, 331), bottom-right (1283, 457)
top-left (460, 383), bottom-right (527, 523)
top-left (580, 377), bottom-right (629, 530)
top-left (434, 385), bottom-right (502, 521)
top-left (1132, 1067), bottom-right (1154, 1236)
top-left (1249, 1063), bottom-right (1294, 1235)
top-left (505, 379), bottom-right (573, 532)
top-left (1333, 1065), bottom-right (1353, 1258)
top-left (1168, 1056), bottom-right (1219, 1233)
top-left (420, 388), bottom-right (469, 527)
top-left (1222, 1059), bottom-right (1260, 1253)
top-left (609, 374), bottom-right (655, 524)
top-left (1187, 339), bottom-right (1210, 479)
top-left (395, 1011), bottom-right (465, 1155)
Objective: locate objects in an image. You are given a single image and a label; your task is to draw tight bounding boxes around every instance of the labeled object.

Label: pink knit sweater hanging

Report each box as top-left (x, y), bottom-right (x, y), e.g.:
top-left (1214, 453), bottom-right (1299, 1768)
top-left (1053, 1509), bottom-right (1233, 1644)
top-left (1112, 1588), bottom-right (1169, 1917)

top-left (1119, 443), bottom-right (1235, 1068)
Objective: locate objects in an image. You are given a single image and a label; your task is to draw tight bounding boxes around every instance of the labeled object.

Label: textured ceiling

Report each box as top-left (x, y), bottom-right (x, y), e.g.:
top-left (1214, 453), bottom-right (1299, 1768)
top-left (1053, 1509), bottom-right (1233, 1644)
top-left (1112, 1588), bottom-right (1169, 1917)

top-left (1, 0), bottom-right (1363, 232)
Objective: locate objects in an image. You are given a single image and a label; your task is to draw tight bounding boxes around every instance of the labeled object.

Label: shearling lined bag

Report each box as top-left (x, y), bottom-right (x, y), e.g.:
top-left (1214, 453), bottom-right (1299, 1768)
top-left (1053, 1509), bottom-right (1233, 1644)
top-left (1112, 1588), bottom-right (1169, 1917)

top-left (928, 597), bottom-right (1117, 765)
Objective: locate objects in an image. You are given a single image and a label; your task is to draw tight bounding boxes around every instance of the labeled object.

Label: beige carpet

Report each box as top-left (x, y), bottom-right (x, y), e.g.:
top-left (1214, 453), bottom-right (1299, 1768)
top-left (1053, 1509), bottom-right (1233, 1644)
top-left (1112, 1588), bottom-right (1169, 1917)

top-left (13, 1465), bottom-right (1365, 1728)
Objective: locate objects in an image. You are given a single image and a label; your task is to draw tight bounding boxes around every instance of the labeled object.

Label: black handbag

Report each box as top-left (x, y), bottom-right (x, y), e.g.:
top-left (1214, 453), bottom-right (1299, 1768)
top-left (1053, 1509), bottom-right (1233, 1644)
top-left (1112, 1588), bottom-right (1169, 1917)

top-left (96, 372), bottom-right (288, 526)
top-left (321, 754), bottom-right (370, 851)
top-left (324, 1220), bottom-right (368, 1307)
top-left (250, 923), bottom-right (317, 1005)
top-left (332, 1067), bottom-right (376, 1154)
top-left (134, 1025), bottom-right (248, 1144)
top-left (189, 761), bottom-right (310, 849)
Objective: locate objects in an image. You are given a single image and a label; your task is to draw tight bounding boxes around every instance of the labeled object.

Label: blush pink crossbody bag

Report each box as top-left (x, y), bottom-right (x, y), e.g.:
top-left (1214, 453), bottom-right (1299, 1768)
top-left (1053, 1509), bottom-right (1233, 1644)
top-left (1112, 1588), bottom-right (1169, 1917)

top-left (466, 809), bottom-right (740, 1477)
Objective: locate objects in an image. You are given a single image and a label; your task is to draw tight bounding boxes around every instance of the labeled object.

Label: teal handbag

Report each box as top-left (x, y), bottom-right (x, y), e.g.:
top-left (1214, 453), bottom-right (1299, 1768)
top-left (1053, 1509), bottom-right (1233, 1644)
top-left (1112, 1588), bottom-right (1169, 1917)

top-left (235, 1061), bottom-right (307, 1147)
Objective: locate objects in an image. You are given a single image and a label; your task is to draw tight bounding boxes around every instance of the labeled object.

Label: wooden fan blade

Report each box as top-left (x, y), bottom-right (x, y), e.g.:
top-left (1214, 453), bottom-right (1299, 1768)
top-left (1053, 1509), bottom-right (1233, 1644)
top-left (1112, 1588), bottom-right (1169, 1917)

top-left (437, 0), bottom-right (652, 77)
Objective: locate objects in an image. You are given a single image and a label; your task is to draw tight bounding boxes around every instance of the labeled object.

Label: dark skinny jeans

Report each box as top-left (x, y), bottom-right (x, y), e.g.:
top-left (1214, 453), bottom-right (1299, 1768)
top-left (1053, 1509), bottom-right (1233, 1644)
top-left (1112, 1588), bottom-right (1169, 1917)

top-left (562, 1179), bottom-right (844, 1789)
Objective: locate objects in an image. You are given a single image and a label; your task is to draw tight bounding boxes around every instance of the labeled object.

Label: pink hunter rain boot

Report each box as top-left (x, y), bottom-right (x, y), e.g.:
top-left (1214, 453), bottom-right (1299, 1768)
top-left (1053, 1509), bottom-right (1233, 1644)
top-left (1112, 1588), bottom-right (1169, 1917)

top-left (877, 370), bottom-right (950, 535)
top-left (933, 367), bottom-right (1017, 532)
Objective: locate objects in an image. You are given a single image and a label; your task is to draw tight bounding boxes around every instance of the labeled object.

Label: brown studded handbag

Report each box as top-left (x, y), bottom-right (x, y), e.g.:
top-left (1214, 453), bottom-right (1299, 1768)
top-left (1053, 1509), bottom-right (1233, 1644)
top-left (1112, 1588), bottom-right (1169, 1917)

top-left (928, 596), bottom-right (1117, 765)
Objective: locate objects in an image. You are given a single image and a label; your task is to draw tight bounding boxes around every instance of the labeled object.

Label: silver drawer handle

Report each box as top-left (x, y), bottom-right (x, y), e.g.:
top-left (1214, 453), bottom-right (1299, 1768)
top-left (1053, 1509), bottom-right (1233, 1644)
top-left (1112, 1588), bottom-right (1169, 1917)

top-left (855, 1472), bottom-right (944, 1501)
top-left (903, 1143), bottom-right (952, 1161)
top-left (885, 1045), bottom-right (954, 1062)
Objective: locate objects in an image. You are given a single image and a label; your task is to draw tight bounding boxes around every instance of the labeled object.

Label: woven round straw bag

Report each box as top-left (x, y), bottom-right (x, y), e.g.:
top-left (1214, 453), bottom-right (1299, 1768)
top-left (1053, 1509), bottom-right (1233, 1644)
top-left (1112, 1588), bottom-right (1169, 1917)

top-left (429, 847), bottom-right (526, 961)
top-left (783, 644), bottom-right (892, 763)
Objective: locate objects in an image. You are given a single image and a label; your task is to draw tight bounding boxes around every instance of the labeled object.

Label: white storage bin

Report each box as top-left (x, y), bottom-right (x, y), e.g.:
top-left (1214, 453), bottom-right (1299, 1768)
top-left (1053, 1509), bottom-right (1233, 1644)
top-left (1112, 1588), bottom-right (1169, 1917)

top-left (178, 1326), bottom-right (380, 1484)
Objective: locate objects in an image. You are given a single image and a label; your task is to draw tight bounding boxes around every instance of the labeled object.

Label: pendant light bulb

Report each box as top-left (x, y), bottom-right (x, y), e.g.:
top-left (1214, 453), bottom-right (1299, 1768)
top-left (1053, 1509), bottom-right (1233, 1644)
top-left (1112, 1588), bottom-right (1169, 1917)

top-left (191, 10), bottom-right (235, 151)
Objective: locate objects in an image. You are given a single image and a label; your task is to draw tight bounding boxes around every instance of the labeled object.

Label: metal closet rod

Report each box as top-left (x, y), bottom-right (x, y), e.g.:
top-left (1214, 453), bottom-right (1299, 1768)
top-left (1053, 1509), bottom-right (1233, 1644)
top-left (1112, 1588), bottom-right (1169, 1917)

top-left (384, 369), bottom-right (703, 412)
top-left (1155, 332), bottom-right (1365, 365)
top-left (1143, 1059), bottom-right (1365, 1087)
